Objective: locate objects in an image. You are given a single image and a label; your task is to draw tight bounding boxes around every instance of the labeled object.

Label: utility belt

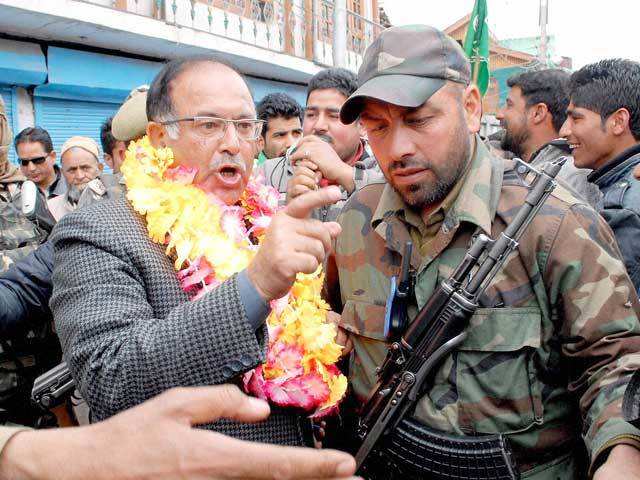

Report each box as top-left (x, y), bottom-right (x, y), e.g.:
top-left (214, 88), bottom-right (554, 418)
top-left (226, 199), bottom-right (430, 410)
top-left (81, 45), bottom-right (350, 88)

top-left (360, 418), bottom-right (520, 480)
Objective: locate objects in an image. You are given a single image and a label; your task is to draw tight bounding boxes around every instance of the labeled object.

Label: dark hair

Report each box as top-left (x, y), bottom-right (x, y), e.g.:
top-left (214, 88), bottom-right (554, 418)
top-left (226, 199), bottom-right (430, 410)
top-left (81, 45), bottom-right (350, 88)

top-left (147, 55), bottom-right (252, 122)
top-left (507, 69), bottom-right (570, 131)
top-left (306, 68), bottom-right (358, 100)
top-left (569, 59), bottom-right (640, 140)
top-left (100, 117), bottom-right (117, 156)
top-left (14, 127), bottom-right (54, 154)
top-left (256, 93), bottom-right (303, 138)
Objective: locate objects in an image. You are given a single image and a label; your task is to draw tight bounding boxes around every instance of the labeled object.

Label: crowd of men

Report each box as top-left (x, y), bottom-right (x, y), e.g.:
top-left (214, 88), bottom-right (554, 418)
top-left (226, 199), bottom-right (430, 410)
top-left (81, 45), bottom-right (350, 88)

top-left (0, 23), bottom-right (640, 479)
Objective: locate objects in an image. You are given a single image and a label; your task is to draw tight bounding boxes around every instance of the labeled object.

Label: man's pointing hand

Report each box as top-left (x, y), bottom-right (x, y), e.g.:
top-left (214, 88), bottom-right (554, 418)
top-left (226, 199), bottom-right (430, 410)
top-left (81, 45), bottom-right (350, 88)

top-left (249, 186), bottom-right (342, 301)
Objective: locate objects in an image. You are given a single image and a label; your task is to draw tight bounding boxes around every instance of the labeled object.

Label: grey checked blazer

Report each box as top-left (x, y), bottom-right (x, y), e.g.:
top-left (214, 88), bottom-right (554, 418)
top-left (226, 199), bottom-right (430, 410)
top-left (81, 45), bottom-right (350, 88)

top-left (50, 196), bottom-right (303, 445)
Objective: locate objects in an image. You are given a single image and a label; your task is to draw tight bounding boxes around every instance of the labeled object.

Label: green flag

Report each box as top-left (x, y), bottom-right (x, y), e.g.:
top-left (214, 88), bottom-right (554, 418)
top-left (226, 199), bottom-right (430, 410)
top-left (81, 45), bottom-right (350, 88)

top-left (463, 0), bottom-right (490, 96)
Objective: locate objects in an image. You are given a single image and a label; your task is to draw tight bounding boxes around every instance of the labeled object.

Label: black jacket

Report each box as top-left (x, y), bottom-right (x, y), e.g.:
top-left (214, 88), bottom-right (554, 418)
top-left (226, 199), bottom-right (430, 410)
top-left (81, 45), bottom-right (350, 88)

top-left (588, 143), bottom-right (640, 294)
top-left (0, 241), bottom-right (53, 336)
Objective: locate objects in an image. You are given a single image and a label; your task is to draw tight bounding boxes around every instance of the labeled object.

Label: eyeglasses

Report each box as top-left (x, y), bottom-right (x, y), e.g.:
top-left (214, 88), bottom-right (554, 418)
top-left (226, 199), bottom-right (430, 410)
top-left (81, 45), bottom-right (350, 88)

top-left (161, 116), bottom-right (265, 141)
top-left (20, 156), bottom-right (48, 167)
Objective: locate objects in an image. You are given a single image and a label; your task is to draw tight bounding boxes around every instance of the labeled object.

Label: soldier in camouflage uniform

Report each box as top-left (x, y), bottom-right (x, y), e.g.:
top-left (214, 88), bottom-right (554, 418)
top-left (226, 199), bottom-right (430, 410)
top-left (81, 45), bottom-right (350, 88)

top-left (326, 25), bottom-right (640, 479)
top-left (0, 97), bottom-right (48, 272)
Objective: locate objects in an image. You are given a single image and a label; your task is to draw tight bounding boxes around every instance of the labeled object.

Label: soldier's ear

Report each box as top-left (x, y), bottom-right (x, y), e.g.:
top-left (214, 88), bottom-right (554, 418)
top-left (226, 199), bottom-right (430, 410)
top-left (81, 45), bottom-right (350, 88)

top-left (462, 84), bottom-right (482, 134)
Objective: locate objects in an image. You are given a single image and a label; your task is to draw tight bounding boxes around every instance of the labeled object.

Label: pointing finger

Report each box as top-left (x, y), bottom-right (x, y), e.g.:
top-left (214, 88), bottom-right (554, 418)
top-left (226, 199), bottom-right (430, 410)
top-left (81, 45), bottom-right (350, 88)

top-left (284, 186), bottom-right (342, 219)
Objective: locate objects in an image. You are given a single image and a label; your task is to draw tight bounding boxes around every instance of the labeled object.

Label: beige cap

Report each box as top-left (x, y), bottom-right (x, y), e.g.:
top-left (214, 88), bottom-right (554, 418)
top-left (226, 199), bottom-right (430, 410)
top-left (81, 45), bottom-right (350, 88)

top-left (112, 85), bottom-right (149, 141)
top-left (61, 136), bottom-right (100, 160)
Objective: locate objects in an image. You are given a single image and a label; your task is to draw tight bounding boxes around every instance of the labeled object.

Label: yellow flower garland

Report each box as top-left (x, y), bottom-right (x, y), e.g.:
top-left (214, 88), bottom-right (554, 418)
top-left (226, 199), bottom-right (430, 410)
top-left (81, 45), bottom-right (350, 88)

top-left (121, 137), bottom-right (347, 415)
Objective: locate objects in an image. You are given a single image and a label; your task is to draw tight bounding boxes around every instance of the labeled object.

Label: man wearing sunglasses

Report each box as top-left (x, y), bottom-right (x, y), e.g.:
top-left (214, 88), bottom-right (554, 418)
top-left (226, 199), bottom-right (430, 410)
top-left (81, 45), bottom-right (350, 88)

top-left (14, 127), bottom-right (66, 200)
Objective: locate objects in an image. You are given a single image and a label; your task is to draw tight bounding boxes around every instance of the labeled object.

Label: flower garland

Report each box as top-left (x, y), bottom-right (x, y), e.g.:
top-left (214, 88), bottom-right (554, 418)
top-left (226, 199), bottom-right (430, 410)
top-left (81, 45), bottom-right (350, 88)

top-left (121, 137), bottom-right (347, 417)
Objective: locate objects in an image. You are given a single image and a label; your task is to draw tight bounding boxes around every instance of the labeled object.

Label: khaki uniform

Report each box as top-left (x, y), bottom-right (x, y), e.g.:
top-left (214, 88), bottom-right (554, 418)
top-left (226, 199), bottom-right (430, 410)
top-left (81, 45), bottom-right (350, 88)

top-left (327, 137), bottom-right (640, 478)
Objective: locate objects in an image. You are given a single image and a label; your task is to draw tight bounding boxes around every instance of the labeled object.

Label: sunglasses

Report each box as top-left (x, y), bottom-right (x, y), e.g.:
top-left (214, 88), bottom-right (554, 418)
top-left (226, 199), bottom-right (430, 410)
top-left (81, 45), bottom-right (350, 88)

top-left (19, 156), bottom-right (48, 167)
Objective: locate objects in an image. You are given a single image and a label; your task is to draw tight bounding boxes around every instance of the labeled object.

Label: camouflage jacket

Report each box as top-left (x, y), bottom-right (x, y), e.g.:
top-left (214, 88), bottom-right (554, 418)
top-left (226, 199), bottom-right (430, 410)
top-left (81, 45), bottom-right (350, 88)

top-left (260, 140), bottom-right (384, 222)
top-left (0, 182), bottom-right (47, 272)
top-left (326, 136), bottom-right (640, 478)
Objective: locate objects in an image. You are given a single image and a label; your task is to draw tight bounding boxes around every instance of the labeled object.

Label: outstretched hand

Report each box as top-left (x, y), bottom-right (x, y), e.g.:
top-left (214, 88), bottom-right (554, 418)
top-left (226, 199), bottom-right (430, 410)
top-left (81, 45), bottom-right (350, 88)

top-left (0, 385), bottom-right (359, 480)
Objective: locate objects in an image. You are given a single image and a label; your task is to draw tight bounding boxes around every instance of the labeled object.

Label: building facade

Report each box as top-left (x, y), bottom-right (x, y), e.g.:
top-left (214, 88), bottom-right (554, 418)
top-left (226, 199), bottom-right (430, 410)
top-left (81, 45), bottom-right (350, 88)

top-left (0, 0), bottom-right (383, 166)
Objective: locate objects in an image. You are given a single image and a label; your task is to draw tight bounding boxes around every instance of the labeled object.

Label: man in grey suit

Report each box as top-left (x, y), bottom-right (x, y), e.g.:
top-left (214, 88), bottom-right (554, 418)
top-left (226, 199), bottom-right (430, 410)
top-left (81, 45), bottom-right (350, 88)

top-left (50, 56), bottom-right (343, 446)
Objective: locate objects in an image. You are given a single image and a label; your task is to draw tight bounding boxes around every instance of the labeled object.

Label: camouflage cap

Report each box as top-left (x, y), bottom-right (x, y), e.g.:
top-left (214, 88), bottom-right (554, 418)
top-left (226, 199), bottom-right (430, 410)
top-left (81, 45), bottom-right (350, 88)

top-left (340, 24), bottom-right (471, 124)
top-left (112, 85), bottom-right (149, 141)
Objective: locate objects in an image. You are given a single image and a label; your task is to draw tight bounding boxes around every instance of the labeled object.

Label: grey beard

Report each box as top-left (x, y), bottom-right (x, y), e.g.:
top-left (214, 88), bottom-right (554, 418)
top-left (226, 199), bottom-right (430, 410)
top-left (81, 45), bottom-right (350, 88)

top-left (67, 184), bottom-right (84, 205)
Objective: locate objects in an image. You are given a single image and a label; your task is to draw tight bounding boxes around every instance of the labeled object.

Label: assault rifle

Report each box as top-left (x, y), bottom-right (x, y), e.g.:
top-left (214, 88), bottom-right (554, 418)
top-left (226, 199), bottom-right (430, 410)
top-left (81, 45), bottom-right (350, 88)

top-left (31, 362), bottom-right (75, 428)
top-left (354, 158), bottom-right (567, 479)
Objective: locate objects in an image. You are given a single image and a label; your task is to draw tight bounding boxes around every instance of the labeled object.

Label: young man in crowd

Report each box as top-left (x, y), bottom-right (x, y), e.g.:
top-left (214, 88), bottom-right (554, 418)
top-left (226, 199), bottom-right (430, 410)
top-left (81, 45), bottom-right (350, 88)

top-left (256, 92), bottom-right (303, 164)
top-left (560, 58), bottom-right (640, 294)
top-left (15, 127), bottom-right (66, 199)
top-left (46, 136), bottom-right (102, 221)
top-left (262, 68), bottom-right (383, 221)
top-left (496, 68), bottom-right (600, 205)
top-left (100, 117), bottom-right (126, 174)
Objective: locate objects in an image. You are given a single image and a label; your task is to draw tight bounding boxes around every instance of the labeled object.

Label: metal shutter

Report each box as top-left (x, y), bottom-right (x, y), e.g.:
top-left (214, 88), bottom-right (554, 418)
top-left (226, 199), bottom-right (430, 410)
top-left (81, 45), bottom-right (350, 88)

top-left (34, 96), bottom-right (119, 172)
top-left (0, 86), bottom-right (16, 164)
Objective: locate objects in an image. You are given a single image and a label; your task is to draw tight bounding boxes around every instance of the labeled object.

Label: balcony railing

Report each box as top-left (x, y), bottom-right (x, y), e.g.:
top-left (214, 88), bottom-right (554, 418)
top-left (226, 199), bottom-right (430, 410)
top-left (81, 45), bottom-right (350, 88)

top-left (78, 0), bottom-right (383, 70)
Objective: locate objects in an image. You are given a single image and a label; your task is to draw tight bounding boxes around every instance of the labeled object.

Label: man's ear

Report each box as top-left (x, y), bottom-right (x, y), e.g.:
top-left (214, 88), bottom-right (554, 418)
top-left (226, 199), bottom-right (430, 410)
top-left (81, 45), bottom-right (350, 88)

top-left (147, 121), bottom-right (167, 148)
top-left (462, 84), bottom-right (482, 134)
top-left (114, 143), bottom-right (127, 168)
top-left (103, 153), bottom-right (115, 170)
top-left (98, 162), bottom-right (104, 173)
top-left (608, 108), bottom-right (631, 137)
top-left (530, 103), bottom-right (549, 126)
top-left (257, 136), bottom-right (264, 152)
top-left (356, 119), bottom-right (367, 138)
